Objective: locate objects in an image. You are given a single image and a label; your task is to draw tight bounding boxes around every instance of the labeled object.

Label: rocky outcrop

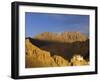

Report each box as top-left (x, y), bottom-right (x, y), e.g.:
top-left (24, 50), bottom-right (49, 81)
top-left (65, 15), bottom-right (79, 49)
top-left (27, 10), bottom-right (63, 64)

top-left (70, 54), bottom-right (89, 66)
top-left (53, 55), bottom-right (70, 66)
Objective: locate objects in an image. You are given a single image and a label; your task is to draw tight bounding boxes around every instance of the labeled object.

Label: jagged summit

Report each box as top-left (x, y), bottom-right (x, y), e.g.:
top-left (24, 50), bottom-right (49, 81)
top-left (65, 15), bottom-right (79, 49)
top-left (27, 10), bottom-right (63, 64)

top-left (34, 32), bottom-right (88, 43)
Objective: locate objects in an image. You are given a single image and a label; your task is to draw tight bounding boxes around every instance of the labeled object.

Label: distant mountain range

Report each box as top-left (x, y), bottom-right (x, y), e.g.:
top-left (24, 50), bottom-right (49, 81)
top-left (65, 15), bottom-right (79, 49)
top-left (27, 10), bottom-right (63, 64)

top-left (34, 32), bottom-right (88, 43)
top-left (25, 32), bottom-right (89, 68)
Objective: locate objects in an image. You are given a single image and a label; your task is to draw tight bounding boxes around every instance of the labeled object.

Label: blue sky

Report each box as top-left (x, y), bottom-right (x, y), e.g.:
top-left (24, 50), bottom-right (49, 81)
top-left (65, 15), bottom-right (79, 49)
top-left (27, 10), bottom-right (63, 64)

top-left (25, 12), bottom-right (89, 37)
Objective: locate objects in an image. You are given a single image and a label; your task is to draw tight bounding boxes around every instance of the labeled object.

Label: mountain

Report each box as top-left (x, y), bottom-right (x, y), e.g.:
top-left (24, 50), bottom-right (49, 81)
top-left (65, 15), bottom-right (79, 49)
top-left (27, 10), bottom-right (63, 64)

top-left (25, 32), bottom-right (89, 68)
top-left (34, 32), bottom-right (88, 43)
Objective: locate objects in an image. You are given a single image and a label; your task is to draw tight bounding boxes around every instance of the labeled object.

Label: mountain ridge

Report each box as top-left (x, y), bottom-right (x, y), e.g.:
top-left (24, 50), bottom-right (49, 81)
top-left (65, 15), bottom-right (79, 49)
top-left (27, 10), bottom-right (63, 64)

top-left (34, 32), bottom-right (88, 43)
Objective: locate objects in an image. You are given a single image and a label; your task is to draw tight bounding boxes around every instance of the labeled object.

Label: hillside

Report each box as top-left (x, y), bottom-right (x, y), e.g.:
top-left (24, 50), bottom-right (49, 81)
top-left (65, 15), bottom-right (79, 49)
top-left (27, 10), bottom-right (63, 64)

top-left (25, 39), bottom-right (70, 68)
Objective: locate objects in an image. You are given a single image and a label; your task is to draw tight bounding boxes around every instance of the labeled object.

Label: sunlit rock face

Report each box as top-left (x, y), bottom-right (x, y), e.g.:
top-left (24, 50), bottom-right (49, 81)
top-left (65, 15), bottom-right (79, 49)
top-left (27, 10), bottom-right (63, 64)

top-left (53, 55), bottom-right (70, 66)
top-left (70, 54), bottom-right (89, 66)
top-left (25, 39), bottom-right (57, 68)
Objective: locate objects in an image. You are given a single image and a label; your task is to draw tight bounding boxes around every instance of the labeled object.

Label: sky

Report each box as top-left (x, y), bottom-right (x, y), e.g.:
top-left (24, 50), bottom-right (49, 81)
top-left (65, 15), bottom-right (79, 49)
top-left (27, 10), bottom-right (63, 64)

top-left (25, 12), bottom-right (89, 37)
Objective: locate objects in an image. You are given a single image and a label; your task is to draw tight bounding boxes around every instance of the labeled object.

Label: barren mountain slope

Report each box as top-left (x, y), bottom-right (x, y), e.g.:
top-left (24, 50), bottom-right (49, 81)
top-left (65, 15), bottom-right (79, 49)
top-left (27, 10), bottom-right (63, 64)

top-left (25, 39), bottom-right (70, 68)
